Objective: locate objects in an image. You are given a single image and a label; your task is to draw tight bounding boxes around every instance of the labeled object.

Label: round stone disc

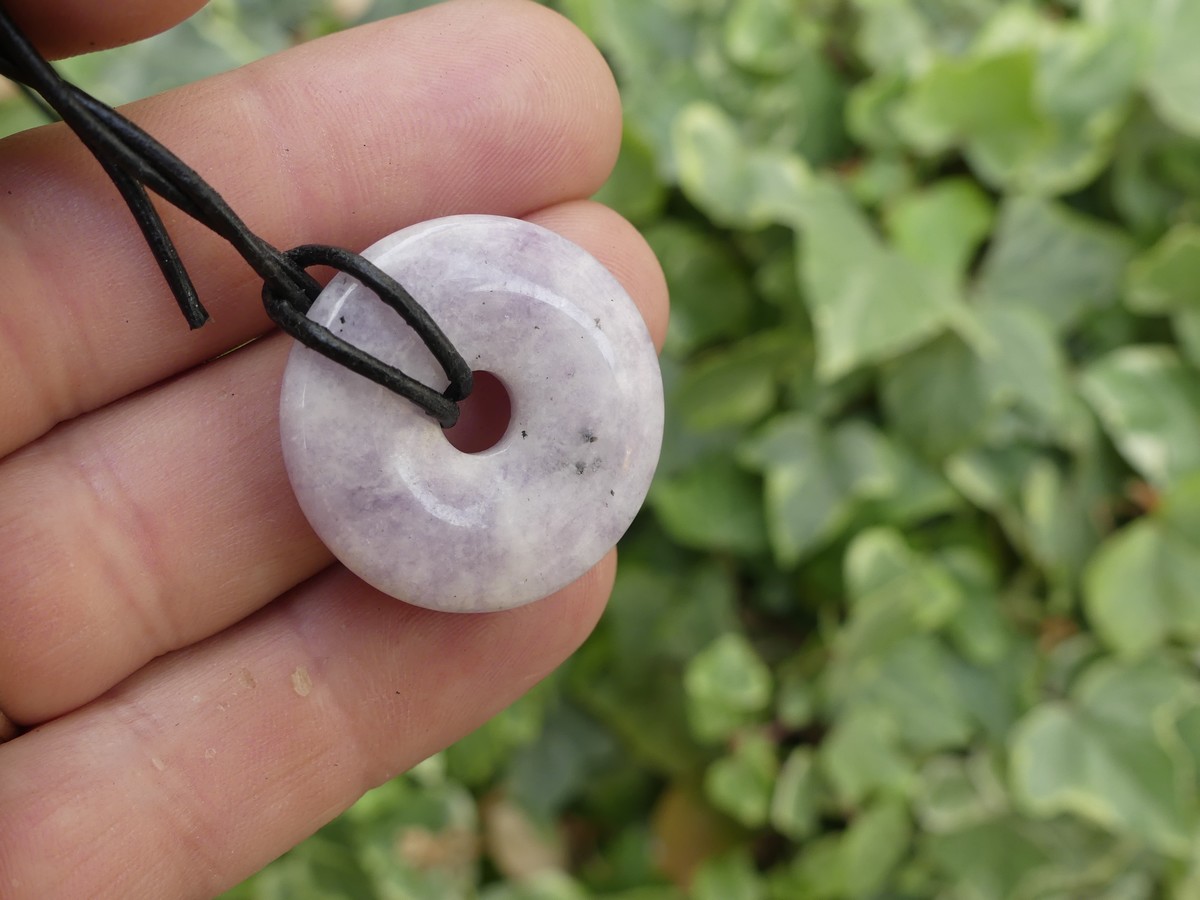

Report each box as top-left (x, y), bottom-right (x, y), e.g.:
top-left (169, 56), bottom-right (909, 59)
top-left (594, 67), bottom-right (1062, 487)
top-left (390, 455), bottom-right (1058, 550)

top-left (279, 215), bottom-right (664, 612)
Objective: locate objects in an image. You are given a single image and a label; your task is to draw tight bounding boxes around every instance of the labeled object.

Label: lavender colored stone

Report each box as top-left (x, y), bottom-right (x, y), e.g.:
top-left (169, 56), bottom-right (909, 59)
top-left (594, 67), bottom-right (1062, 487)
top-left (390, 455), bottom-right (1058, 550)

top-left (279, 215), bottom-right (664, 612)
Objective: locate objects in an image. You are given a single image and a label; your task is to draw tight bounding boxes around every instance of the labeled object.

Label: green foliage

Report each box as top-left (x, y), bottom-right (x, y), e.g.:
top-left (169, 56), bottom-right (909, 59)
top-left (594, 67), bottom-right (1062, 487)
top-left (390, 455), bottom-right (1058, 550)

top-left (11, 0), bottom-right (1200, 896)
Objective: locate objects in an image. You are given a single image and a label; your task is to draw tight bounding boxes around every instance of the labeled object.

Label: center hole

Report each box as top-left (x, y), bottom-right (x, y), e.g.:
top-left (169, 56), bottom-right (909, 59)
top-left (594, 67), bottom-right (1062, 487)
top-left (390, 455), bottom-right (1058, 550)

top-left (443, 371), bottom-right (512, 454)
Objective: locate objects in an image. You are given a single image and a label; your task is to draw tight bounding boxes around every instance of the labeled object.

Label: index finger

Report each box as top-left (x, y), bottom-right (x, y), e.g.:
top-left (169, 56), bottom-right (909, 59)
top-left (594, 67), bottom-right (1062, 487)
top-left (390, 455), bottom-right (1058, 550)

top-left (0, 0), bottom-right (622, 458)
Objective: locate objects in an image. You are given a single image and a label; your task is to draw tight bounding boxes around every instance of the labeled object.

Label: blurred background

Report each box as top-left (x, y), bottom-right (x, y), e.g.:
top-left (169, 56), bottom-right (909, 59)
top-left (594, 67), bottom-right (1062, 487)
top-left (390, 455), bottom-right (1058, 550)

top-left (6, 0), bottom-right (1200, 896)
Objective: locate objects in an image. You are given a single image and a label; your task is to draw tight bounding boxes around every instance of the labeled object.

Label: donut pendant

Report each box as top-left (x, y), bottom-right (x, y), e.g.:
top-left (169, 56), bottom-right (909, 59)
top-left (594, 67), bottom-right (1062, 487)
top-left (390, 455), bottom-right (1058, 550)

top-left (278, 215), bottom-right (664, 613)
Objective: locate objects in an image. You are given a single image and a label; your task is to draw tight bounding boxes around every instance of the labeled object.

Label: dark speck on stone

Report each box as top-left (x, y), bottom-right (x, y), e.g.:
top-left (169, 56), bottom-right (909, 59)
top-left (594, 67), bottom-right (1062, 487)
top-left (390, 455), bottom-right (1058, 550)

top-left (339, 316), bottom-right (345, 324)
top-left (582, 429), bottom-right (597, 443)
top-left (575, 461), bottom-right (587, 475)
top-left (594, 318), bottom-right (602, 329)
top-left (521, 430), bottom-right (528, 438)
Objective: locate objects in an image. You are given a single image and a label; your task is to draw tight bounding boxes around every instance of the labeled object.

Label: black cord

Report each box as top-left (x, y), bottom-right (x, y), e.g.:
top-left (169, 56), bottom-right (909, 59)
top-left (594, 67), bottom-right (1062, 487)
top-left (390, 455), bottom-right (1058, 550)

top-left (0, 7), bottom-right (471, 427)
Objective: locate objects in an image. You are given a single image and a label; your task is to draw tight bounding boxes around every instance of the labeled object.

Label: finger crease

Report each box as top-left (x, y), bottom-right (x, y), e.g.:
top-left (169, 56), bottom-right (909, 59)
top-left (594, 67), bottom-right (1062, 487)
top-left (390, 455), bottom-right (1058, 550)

top-left (68, 430), bottom-right (179, 651)
top-left (279, 592), bottom-right (394, 794)
top-left (110, 693), bottom-right (229, 894)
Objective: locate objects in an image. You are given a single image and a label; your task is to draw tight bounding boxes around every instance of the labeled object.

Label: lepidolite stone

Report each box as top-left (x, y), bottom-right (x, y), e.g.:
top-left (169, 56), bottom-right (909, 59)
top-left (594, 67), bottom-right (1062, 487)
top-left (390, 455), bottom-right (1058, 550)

top-left (279, 215), bottom-right (664, 612)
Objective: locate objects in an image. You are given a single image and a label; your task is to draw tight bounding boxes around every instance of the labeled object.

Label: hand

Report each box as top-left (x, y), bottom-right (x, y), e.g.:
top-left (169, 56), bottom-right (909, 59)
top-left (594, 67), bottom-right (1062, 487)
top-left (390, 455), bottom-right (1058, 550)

top-left (0, 1), bottom-right (667, 896)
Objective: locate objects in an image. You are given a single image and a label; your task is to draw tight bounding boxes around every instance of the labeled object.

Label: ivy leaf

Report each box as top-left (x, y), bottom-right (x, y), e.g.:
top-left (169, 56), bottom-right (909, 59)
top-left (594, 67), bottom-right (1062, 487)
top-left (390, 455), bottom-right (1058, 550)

top-left (684, 634), bottom-right (774, 742)
top-left (1109, 105), bottom-right (1200, 236)
top-left (593, 127), bottom-right (667, 226)
top-left (478, 871), bottom-right (591, 900)
top-left (1018, 452), bottom-right (1110, 586)
top-left (773, 835), bottom-right (847, 899)
top-left (793, 178), bottom-right (960, 381)
top-left (1125, 224), bottom-right (1200, 365)
top-left (673, 102), bottom-right (812, 230)
top-left (692, 851), bottom-right (766, 900)
top-left (830, 634), bottom-right (976, 754)
top-left (841, 800), bottom-right (911, 898)
top-left (346, 774), bottom-right (481, 899)
top-left (914, 753), bottom-right (1008, 834)
top-left (924, 817), bottom-right (1066, 900)
top-left (1010, 657), bottom-right (1200, 856)
top-left (974, 306), bottom-right (1072, 428)
top-left (723, 0), bottom-right (805, 75)
top-left (219, 818), bottom-right (375, 900)
top-left (672, 102), bottom-right (760, 228)
top-left (842, 527), bottom-right (961, 634)
top-left (444, 687), bottom-right (551, 787)
top-left (896, 50), bottom-right (1047, 186)
top-left (1142, 0), bottom-right (1200, 137)
top-left (893, 11), bottom-right (1138, 193)
top-left (939, 549), bottom-right (1014, 667)
top-left (740, 414), bottom-right (854, 565)
top-left (884, 178), bottom-right (994, 291)
top-left (974, 196), bottom-right (1136, 331)
top-left (851, 0), bottom-right (938, 76)
top-left (704, 733), bottom-right (778, 827)
top-left (673, 330), bottom-right (803, 431)
top-left (645, 220), bottom-right (755, 356)
top-left (770, 748), bottom-right (821, 841)
top-left (1126, 224), bottom-right (1200, 315)
top-left (1080, 346), bottom-right (1200, 489)
top-left (1091, 0), bottom-right (1200, 137)
top-left (881, 333), bottom-right (991, 460)
top-left (830, 531), bottom-right (975, 752)
top-left (508, 704), bottom-right (618, 818)
top-left (649, 456), bottom-right (769, 556)
top-left (819, 709), bottom-right (915, 807)
top-left (1084, 477), bottom-right (1200, 657)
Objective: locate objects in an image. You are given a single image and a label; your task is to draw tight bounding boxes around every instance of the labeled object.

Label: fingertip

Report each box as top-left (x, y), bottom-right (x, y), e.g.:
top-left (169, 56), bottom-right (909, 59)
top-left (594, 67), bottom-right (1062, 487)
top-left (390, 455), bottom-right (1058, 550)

top-left (5, 0), bottom-right (208, 59)
top-left (525, 201), bottom-right (670, 351)
top-left (388, 0), bottom-right (624, 212)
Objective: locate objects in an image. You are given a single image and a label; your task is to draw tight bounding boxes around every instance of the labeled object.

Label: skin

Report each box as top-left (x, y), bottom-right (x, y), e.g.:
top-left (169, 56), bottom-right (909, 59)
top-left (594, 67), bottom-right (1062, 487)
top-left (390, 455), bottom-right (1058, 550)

top-left (0, 1), bottom-right (668, 896)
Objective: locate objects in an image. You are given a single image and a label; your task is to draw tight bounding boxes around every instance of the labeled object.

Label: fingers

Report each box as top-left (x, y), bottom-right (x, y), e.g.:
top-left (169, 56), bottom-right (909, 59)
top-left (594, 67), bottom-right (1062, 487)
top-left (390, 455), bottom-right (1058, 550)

top-left (3, 0), bottom-right (207, 59)
top-left (0, 201), bottom-right (668, 724)
top-left (0, 0), bottom-right (622, 458)
top-left (0, 559), bottom-right (614, 898)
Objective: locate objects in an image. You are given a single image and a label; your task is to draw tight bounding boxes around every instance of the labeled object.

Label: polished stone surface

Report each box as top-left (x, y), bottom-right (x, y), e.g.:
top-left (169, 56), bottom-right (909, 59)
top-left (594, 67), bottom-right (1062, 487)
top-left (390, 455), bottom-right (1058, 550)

top-left (279, 215), bottom-right (664, 612)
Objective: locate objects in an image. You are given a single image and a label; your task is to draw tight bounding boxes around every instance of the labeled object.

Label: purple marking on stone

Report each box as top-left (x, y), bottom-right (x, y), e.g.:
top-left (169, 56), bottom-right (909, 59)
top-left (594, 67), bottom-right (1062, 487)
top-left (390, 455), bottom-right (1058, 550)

top-left (279, 215), bottom-right (664, 612)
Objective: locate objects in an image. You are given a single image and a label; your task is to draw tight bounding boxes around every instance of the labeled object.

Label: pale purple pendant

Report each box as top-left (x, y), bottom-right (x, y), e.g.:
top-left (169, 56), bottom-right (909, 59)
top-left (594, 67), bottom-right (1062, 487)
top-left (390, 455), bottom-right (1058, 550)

top-left (279, 215), bottom-right (664, 612)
